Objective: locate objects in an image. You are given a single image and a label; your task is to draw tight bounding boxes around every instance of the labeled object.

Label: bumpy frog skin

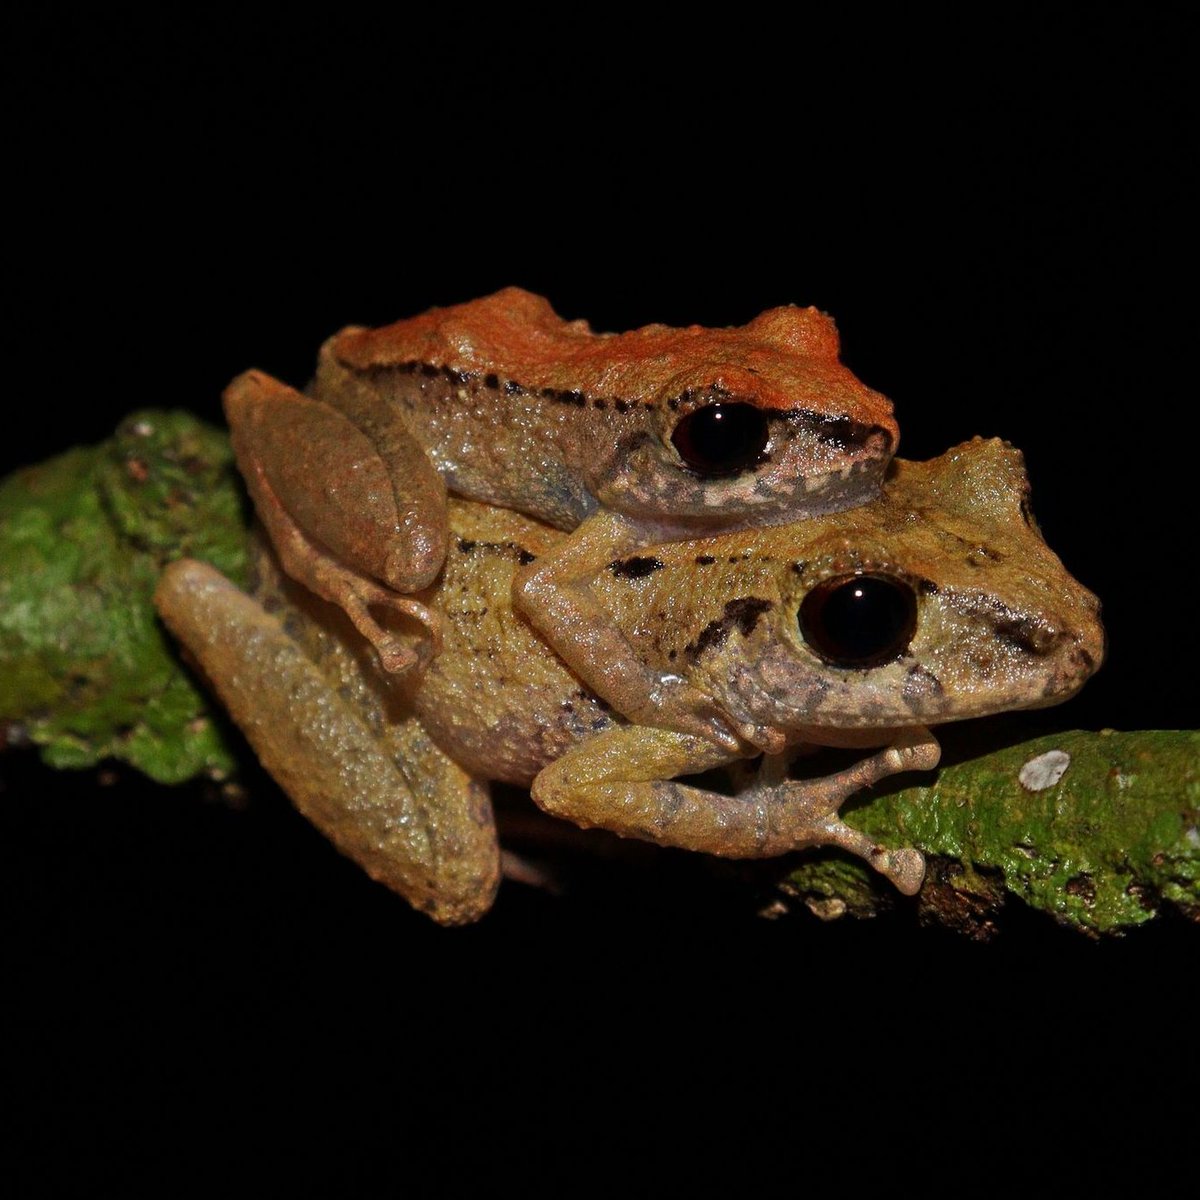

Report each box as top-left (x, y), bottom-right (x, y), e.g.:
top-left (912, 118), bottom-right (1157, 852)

top-left (155, 439), bottom-right (1103, 925)
top-left (225, 288), bottom-right (897, 750)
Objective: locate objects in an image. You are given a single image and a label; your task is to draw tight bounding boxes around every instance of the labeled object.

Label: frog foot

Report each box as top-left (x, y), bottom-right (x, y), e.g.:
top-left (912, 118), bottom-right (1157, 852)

top-left (816, 818), bottom-right (928, 895)
top-left (874, 847), bottom-right (927, 895)
top-left (341, 581), bottom-right (443, 677)
top-left (741, 727), bottom-right (940, 894)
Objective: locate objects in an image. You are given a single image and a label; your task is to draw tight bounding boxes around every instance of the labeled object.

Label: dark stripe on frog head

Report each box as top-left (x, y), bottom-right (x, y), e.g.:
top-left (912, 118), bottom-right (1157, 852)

top-left (778, 410), bottom-right (894, 453)
top-left (991, 615), bottom-right (1065, 657)
top-left (377, 363), bottom-right (895, 439)
top-left (948, 591), bottom-right (1068, 658)
top-left (684, 597), bottom-right (774, 661)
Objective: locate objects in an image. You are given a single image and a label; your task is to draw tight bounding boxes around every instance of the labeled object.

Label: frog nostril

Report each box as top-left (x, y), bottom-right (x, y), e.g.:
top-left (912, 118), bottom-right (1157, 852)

top-left (799, 573), bottom-right (918, 668)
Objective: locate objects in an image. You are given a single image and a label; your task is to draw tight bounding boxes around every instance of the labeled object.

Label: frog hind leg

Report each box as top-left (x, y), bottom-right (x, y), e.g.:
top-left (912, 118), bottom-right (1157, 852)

top-left (225, 369), bottom-right (448, 676)
top-left (154, 558), bottom-right (499, 924)
top-left (530, 725), bottom-right (939, 894)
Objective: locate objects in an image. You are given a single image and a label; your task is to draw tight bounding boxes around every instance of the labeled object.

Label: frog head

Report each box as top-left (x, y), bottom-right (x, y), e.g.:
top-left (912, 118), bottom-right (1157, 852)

top-left (601, 438), bottom-right (1104, 743)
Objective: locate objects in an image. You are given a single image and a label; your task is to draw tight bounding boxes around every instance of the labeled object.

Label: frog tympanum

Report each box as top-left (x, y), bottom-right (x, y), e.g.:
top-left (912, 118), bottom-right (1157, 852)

top-left (156, 438), bottom-right (1104, 924)
top-left (225, 288), bottom-right (897, 750)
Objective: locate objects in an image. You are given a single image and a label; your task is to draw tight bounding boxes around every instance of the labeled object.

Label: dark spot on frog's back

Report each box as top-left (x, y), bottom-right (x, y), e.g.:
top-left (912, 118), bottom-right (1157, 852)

top-left (609, 555), bottom-right (665, 579)
top-left (685, 597), bottom-right (773, 660)
top-left (456, 536), bottom-right (536, 565)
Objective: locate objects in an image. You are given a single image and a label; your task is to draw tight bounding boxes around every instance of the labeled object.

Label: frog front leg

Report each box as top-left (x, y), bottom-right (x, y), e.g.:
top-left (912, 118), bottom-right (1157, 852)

top-left (225, 369), bottom-right (447, 676)
top-left (514, 510), bottom-right (783, 755)
top-left (154, 558), bottom-right (499, 924)
top-left (530, 725), bottom-right (939, 894)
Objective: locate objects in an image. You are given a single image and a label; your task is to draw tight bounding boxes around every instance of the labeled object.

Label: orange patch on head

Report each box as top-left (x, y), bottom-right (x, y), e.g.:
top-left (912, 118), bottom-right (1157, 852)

top-left (332, 287), bottom-right (895, 435)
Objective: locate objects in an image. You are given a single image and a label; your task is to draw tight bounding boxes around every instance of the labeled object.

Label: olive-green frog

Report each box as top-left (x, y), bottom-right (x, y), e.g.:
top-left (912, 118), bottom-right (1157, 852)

top-left (226, 288), bottom-right (897, 750)
top-left (156, 438), bottom-right (1103, 924)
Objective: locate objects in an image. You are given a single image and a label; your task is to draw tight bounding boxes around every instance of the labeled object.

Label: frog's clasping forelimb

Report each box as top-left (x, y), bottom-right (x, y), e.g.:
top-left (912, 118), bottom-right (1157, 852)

top-left (531, 724), bottom-right (940, 896)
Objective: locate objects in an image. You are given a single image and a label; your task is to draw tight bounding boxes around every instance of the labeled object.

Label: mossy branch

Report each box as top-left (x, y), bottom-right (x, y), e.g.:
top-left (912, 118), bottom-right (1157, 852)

top-left (784, 729), bottom-right (1197, 935)
top-left (0, 411), bottom-right (248, 782)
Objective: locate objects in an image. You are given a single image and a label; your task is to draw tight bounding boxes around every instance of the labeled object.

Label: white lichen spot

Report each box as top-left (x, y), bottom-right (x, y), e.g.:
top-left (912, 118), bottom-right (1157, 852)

top-left (1018, 748), bottom-right (1071, 791)
top-left (805, 896), bottom-right (848, 921)
top-left (1186, 826), bottom-right (1200, 850)
top-left (130, 419), bottom-right (155, 437)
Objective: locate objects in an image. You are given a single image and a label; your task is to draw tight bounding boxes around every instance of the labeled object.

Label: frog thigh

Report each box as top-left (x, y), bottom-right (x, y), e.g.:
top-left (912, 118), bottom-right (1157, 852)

top-left (530, 726), bottom-right (935, 893)
top-left (226, 370), bottom-right (447, 675)
top-left (225, 369), bottom-right (447, 592)
top-left (155, 559), bottom-right (499, 925)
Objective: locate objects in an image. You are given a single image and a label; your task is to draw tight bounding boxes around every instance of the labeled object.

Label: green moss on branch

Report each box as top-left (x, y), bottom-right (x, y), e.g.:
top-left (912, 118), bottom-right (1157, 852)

top-left (0, 411), bottom-right (248, 781)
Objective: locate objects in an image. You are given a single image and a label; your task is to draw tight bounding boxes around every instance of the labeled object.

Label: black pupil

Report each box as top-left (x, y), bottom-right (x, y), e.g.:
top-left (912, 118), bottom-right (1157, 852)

top-left (798, 573), bottom-right (918, 668)
top-left (671, 402), bottom-right (769, 475)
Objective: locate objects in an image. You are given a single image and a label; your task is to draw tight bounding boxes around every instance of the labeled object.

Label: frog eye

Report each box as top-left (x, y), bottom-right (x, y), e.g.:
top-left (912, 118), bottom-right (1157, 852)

top-left (799, 573), bottom-right (918, 668)
top-left (670, 402), bottom-right (769, 475)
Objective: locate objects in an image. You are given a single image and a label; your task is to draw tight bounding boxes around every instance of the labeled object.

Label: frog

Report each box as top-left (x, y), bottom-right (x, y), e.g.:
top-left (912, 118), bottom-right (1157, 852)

top-left (155, 436), bottom-right (1104, 924)
top-left (225, 287), bottom-right (899, 752)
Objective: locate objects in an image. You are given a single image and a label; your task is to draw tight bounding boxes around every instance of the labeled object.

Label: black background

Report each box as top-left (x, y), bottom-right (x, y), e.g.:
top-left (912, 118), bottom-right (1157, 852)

top-left (6, 12), bottom-right (1196, 1177)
